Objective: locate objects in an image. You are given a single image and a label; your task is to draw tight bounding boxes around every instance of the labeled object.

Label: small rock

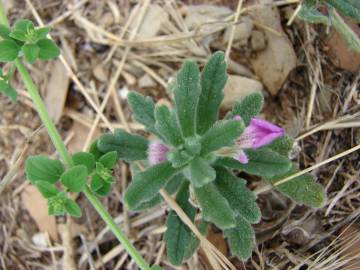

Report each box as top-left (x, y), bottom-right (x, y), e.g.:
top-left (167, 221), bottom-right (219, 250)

top-left (224, 16), bottom-right (253, 45)
top-left (251, 30), bottom-right (267, 51)
top-left (32, 232), bottom-right (48, 248)
top-left (249, 0), bottom-right (297, 95)
top-left (138, 74), bottom-right (156, 88)
top-left (131, 4), bottom-right (168, 38)
top-left (93, 64), bottom-right (108, 82)
top-left (222, 75), bottom-right (263, 109)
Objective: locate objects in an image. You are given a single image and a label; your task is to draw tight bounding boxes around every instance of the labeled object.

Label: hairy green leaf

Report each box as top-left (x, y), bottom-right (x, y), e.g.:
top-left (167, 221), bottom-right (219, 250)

top-left (214, 167), bottom-right (261, 224)
top-left (72, 152), bottom-right (95, 173)
top-left (216, 148), bottom-right (291, 178)
top-left (168, 148), bottom-right (193, 168)
top-left (133, 172), bottom-right (184, 212)
top-left (265, 135), bottom-right (294, 157)
top-left (189, 157), bottom-right (216, 188)
top-left (194, 182), bottom-right (236, 229)
top-left (127, 91), bottom-right (157, 134)
top-left (0, 40), bottom-right (19, 62)
top-left (298, 0), bottom-right (330, 25)
top-left (326, 0), bottom-right (360, 23)
top-left (165, 182), bottom-right (196, 266)
top-left (97, 129), bottom-right (148, 162)
top-left (200, 120), bottom-right (244, 156)
top-left (125, 161), bottom-right (179, 210)
top-left (265, 164), bottom-right (326, 208)
top-left (183, 220), bottom-right (209, 260)
top-left (224, 216), bottom-right (255, 261)
top-left (229, 92), bottom-right (264, 125)
top-left (60, 165), bottom-right (87, 192)
top-left (26, 155), bottom-right (64, 184)
top-left (197, 51), bottom-right (227, 134)
top-left (155, 105), bottom-right (183, 146)
top-left (37, 38), bottom-right (60, 60)
top-left (34, 181), bottom-right (59, 198)
top-left (174, 60), bottom-right (201, 137)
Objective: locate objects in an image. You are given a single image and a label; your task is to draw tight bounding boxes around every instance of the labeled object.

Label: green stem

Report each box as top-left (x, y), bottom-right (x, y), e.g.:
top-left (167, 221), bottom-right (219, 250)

top-left (15, 59), bottom-right (73, 166)
top-left (0, 3), bottom-right (150, 270)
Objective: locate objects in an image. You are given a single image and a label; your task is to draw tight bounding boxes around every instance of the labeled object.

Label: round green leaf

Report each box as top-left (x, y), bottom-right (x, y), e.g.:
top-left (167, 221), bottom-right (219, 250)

top-left (36, 27), bottom-right (51, 39)
top-left (14, 19), bottom-right (34, 32)
top-left (22, 43), bottom-right (39, 64)
top-left (0, 24), bottom-right (11, 39)
top-left (99, 151), bottom-right (118, 169)
top-left (9, 30), bottom-right (27, 42)
top-left (25, 155), bottom-right (65, 184)
top-left (0, 40), bottom-right (19, 62)
top-left (94, 182), bottom-right (112, 196)
top-left (72, 152), bottom-right (95, 173)
top-left (64, 199), bottom-right (82, 218)
top-left (60, 165), bottom-right (88, 192)
top-left (0, 80), bottom-right (17, 102)
top-left (90, 174), bottom-right (104, 192)
top-left (34, 180), bottom-right (59, 198)
top-left (37, 38), bottom-right (60, 60)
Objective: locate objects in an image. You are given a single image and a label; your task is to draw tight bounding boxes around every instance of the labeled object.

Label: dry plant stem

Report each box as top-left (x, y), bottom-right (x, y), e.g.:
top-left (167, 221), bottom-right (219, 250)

top-left (225, 0), bottom-right (244, 61)
top-left (255, 143), bottom-right (360, 195)
top-left (0, 4), bottom-right (150, 270)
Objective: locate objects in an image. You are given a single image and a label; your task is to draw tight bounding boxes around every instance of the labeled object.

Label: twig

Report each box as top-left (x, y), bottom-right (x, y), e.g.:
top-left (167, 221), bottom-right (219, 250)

top-left (225, 0), bottom-right (244, 61)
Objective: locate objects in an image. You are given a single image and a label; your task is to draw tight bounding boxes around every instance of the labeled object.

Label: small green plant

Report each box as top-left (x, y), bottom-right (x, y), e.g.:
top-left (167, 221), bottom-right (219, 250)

top-left (0, 8), bottom-right (157, 269)
top-left (298, 0), bottom-right (360, 53)
top-left (0, 5), bottom-right (326, 268)
top-left (96, 52), bottom-right (327, 264)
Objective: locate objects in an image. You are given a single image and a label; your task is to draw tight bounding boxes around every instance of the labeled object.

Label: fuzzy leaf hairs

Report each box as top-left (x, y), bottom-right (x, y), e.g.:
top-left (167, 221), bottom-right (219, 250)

top-left (96, 51), bottom-right (326, 264)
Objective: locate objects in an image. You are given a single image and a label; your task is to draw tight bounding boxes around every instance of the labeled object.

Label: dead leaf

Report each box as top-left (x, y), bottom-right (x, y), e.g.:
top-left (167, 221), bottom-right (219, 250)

top-left (281, 215), bottom-right (323, 245)
top-left (249, 0), bottom-right (297, 95)
top-left (223, 16), bottom-right (253, 46)
top-left (68, 122), bottom-right (100, 153)
top-left (44, 60), bottom-right (70, 124)
top-left (326, 17), bottom-right (360, 73)
top-left (22, 185), bottom-right (58, 241)
top-left (340, 224), bottom-right (360, 270)
top-left (222, 75), bottom-right (263, 109)
top-left (131, 4), bottom-right (168, 38)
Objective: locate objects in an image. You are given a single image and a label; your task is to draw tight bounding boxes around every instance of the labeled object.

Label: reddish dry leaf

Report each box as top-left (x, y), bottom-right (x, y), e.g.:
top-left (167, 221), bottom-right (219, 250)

top-left (68, 122), bottom-right (101, 154)
top-left (45, 60), bottom-right (70, 124)
top-left (21, 185), bottom-right (58, 241)
top-left (326, 17), bottom-right (360, 73)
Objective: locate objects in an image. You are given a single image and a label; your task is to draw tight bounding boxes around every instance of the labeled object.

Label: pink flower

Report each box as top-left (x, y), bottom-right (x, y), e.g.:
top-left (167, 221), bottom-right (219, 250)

top-left (232, 116), bottom-right (284, 164)
top-left (148, 140), bottom-right (169, 165)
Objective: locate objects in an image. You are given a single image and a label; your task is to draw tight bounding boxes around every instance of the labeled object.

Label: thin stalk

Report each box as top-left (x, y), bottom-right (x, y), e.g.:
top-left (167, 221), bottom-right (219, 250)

top-left (0, 3), bottom-right (150, 269)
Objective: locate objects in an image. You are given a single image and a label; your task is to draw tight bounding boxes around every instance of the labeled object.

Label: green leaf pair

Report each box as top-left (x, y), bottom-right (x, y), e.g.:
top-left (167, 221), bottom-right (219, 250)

top-left (0, 19), bottom-right (60, 64)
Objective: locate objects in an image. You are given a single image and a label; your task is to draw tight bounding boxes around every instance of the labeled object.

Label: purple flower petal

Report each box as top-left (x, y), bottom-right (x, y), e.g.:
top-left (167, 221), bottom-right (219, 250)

top-left (237, 117), bottom-right (284, 149)
top-left (148, 140), bottom-right (169, 165)
top-left (232, 149), bottom-right (249, 164)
